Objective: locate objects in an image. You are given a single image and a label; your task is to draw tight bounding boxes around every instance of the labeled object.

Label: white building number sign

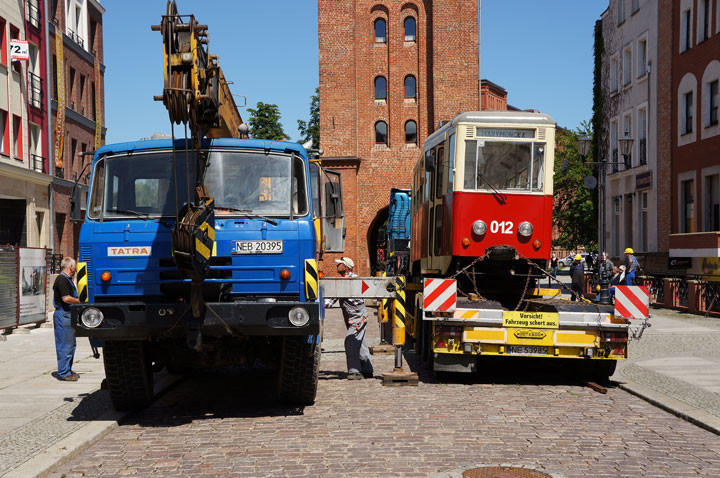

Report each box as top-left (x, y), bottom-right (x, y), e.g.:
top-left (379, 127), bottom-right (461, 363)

top-left (10, 40), bottom-right (29, 61)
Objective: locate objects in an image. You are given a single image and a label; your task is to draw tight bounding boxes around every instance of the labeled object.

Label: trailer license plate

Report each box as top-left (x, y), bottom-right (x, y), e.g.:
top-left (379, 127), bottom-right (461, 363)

top-left (232, 240), bottom-right (283, 254)
top-left (508, 345), bottom-right (547, 356)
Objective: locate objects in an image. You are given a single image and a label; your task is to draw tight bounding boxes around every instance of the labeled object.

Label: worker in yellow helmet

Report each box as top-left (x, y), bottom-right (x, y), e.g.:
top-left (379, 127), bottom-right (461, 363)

top-left (623, 248), bottom-right (637, 285)
top-left (569, 254), bottom-right (585, 301)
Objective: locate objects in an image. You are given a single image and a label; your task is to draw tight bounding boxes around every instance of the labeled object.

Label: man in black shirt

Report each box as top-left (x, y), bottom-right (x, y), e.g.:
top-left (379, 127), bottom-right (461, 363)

top-left (52, 257), bottom-right (81, 381)
top-left (569, 255), bottom-right (585, 302)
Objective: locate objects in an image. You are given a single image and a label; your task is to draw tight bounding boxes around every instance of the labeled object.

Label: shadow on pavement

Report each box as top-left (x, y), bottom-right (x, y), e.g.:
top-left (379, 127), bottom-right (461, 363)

top-left (120, 367), bottom-right (306, 428)
top-left (403, 347), bottom-right (618, 388)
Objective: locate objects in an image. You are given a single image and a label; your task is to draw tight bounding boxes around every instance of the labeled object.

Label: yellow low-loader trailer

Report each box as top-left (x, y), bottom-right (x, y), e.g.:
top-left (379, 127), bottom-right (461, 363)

top-left (404, 281), bottom-right (629, 381)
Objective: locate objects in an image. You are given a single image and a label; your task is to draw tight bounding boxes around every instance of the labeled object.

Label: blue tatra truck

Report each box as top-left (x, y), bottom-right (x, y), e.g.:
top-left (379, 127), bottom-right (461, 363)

top-left (70, 138), bottom-right (344, 409)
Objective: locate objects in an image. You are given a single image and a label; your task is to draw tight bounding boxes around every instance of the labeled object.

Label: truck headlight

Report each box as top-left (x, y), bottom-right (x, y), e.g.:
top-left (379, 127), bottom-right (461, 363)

top-left (81, 307), bottom-right (104, 328)
top-left (472, 220), bottom-right (487, 236)
top-left (518, 221), bottom-right (533, 237)
top-left (288, 307), bottom-right (310, 327)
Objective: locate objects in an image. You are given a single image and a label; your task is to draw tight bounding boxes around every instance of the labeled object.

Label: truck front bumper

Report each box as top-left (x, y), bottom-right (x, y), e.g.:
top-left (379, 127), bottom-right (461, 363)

top-left (71, 300), bottom-right (320, 340)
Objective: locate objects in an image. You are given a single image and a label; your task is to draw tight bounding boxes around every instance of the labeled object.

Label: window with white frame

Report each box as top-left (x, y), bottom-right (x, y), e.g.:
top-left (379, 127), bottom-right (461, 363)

top-left (623, 113), bottom-right (632, 168)
top-left (611, 120), bottom-right (619, 173)
top-left (618, 0), bottom-right (626, 24)
top-left (65, 0), bottom-right (87, 49)
top-left (684, 91), bottom-right (694, 134)
top-left (709, 80), bottom-right (719, 127)
top-left (611, 57), bottom-right (619, 92)
top-left (681, 178), bottom-right (695, 233)
top-left (623, 46), bottom-right (632, 85)
top-left (699, 0), bottom-right (711, 43)
top-left (638, 107), bottom-right (647, 165)
top-left (631, 0), bottom-right (639, 13)
top-left (681, 8), bottom-right (692, 52)
top-left (640, 191), bottom-right (648, 252)
top-left (28, 123), bottom-right (41, 172)
top-left (637, 37), bottom-right (647, 78)
top-left (613, 197), bottom-right (621, 256)
top-left (705, 173), bottom-right (720, 231)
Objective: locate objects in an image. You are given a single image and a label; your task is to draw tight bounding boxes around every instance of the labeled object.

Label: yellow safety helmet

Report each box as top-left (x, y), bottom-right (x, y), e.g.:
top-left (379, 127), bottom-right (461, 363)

top-left (624, 247), bottom-right (634, 254)
top-left (574, 254), bottom-right (582, 260)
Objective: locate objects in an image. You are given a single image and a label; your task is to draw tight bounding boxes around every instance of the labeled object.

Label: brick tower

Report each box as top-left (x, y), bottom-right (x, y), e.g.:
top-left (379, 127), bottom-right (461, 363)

top-left (318, 0), bottom-right (480, 275)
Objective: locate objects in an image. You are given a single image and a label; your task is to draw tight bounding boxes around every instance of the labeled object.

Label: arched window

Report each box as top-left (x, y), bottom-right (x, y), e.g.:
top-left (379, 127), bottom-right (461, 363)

top-left (405, 120), bottom-right (417, 144)
top-left (375, 121), bottom-right (388, 145)
top-left (374, 19), bottom-right (386, 43)
top-left (375, 76), bottom-right (387, 100)
top-left (404, 75), bottom-right (416, 98)
top-left (404, 17), bottom-right (416, 41)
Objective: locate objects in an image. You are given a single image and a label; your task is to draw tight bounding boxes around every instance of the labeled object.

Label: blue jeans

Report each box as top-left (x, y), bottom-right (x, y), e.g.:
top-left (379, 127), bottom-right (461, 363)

top-left (53, 309), bottom-right (76, 378)
top-left (624, 271), bottom-right (636, 286)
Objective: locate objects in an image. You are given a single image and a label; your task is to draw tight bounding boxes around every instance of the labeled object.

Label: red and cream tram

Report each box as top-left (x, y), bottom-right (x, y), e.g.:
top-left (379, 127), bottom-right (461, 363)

top-left (411, 111), bottom-right (556, 303)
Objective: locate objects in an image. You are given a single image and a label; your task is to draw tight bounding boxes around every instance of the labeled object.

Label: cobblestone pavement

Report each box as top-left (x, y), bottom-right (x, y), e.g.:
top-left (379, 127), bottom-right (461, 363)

top-left (616, 308), bottom-right (720, 419)
top-left (48, 308), bottom-right (720, 478)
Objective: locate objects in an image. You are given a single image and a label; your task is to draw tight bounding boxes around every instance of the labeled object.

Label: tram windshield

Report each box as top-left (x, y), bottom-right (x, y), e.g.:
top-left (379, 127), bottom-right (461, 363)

top-left (463, 140), bottom-right (545, 192)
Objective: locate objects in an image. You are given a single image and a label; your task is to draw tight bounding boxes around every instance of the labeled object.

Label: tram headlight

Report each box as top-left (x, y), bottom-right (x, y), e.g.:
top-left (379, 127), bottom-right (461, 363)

top-left (288, 306), bottom-right (310, 327)
top-left (472, 220), bottom-right (487, 236)
top-left (81, 307), bottom-right (104, 328)
top-left (518, 221), bottom-right (534, 237)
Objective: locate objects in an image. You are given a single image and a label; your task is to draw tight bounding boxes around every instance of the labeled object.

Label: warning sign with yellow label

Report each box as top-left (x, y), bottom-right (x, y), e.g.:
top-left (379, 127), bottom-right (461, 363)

top-left (502, 311), bottom-right (559, 329)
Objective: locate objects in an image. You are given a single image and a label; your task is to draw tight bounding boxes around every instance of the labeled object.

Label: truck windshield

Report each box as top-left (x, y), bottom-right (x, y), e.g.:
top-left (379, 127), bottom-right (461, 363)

top-left (463, 140), bottom-right (545, 192)
top-left (89, 150), bottom-right (308, 219)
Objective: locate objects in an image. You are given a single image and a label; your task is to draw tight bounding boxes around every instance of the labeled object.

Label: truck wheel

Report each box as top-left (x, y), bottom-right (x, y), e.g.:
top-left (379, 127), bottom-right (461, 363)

top-left (592, 360), bottom-right (617, 384)
top-left (277, 336), bottom-right (320, 406)
top-left (103, 340), bottom-right (154, 411)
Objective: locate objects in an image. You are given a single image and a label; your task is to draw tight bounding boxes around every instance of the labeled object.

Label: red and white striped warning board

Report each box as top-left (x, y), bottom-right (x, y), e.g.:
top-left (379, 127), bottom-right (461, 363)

top-left (423, 278), bottom-right (457, 312)
top-left (614, 286), bottom-right (650, 319)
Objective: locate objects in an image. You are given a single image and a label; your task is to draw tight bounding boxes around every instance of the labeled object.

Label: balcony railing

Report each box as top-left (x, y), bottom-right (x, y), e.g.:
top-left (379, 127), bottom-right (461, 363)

top-left (25, 0), bottom-right (41, 29)
top-left (66, 29), bottom-right (84, 49)
top-left (639, 138), bottom-right (647, 165)
top-left (612, 148), bottom-right (618, 173)
top-left (31, 154), bottom-right (45, 173)
top-left (28, 71), bottom-right (43, 110)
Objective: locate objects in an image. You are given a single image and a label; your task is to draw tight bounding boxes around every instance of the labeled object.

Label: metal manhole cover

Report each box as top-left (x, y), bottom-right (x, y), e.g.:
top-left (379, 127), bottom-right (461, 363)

top-left (462, 466), bottom-right (552, 478)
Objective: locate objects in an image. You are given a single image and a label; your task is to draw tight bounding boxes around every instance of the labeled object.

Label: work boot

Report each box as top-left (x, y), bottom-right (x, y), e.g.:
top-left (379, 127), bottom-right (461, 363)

top-left (347, 372), bottom-right (362, 380)
top-left (61, 372), bottom-right (79, 382)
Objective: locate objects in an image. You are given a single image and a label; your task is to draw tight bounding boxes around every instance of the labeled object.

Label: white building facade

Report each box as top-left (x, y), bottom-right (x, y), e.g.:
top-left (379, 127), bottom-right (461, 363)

top-left (600, 0), bottom-right (659, 261)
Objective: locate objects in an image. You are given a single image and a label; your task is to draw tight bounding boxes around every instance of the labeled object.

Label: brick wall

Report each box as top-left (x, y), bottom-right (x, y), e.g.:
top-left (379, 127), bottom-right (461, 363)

top-left (319, 0), bottom-right (479, 276)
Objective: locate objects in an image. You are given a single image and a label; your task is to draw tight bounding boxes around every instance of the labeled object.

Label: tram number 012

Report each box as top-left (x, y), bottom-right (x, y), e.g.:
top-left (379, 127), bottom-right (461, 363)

top-left (490, 220), bottom-right (513, 234)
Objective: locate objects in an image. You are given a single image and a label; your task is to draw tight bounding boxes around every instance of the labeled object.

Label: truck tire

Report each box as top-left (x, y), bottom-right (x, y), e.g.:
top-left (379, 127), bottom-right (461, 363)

top-left (277, 337), bottom-right (320, 406)
top-left (592, 360), bottom-right (617, 384)
top-left (103, 340), bottom-right (154, 411)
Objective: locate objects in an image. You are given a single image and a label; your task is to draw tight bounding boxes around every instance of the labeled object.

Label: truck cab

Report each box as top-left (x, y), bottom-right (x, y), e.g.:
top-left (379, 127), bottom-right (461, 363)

top-left (72, 138), bottom-right (342, 409)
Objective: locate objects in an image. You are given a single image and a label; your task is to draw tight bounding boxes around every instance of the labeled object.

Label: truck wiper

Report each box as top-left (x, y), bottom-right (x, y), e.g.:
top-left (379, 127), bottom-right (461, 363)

top-left (476, 172), bottom-right (507, 204)
top-left (107, 208), bottom-right (173, 227)
top-left (214, 207), bottom-right (279, 226)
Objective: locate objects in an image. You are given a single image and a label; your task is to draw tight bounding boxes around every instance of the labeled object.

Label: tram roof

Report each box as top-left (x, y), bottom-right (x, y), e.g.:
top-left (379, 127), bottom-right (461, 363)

top-left (426, 111), bottom-right (555, 145)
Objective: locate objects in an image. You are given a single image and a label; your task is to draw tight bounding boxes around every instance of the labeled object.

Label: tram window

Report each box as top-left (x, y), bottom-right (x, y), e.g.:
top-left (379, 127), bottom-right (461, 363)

top-left (464, 140), bottom-right (478, 189)
top-left (374, 19), bottom-right (386, 43)
top-left (428, 206), bottom-right (434, 255)
top-left (533, 144), bottom-right (545, 191)
top-left (465, 140), bottom-right (533, 191)
top-left (434, 204), bottom-right (442, 256)
top-left (447, 134), bottom-right (455, 193)
top-left (435, 147), bottom-right (444, 199)
top-left (425, 149), bottom-right (435, 200)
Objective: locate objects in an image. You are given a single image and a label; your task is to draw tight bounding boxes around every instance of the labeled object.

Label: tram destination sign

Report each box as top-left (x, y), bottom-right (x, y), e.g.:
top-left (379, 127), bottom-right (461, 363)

top-left (476, 127), bottom-right (535, 139)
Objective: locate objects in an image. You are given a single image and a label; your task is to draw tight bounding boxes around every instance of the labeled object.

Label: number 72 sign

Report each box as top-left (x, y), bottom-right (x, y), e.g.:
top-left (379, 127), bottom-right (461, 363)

top-left (10, 40), bottom-right (29, 61)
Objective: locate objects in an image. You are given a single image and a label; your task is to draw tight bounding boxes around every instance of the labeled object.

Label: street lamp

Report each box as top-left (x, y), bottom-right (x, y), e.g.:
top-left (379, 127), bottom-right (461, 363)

top-left (575, 134), bottom-right (613, 305)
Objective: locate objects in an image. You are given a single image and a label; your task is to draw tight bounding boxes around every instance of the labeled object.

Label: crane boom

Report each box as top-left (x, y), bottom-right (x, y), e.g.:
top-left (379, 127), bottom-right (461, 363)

top-left (151, 0), bottom-right (247, 339)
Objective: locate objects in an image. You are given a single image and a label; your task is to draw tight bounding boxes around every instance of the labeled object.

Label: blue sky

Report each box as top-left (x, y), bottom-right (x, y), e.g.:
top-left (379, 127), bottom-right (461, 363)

top-left (103, 0), bottom-right (607, 144)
